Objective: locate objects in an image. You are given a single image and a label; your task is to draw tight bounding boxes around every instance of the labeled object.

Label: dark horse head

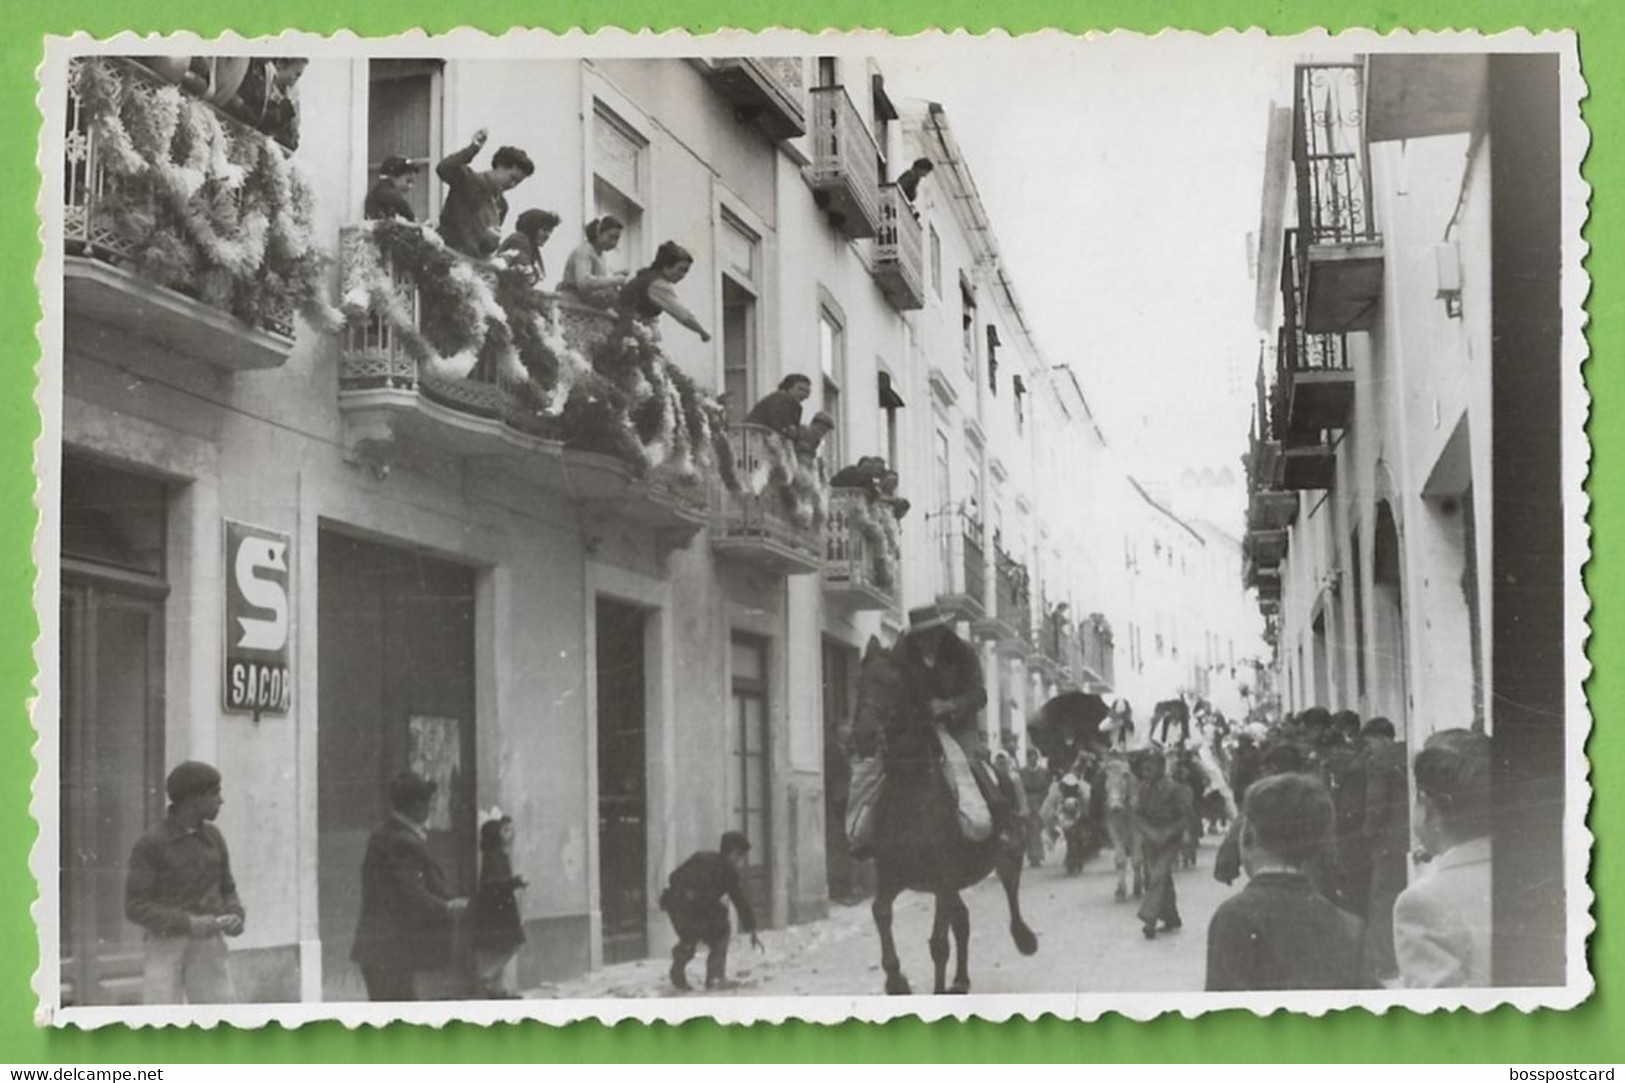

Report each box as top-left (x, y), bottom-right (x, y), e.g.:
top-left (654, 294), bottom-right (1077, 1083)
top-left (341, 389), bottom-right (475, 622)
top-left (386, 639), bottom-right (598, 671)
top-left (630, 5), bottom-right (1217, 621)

top-left (852, 635), bottom-right (1037, 995)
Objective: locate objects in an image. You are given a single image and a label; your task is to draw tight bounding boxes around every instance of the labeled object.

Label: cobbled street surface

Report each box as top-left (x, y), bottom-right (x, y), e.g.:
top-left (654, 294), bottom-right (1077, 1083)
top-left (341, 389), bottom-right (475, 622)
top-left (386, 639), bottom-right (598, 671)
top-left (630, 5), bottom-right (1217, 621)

top-left (532, 836), bottom-right (1233, 999)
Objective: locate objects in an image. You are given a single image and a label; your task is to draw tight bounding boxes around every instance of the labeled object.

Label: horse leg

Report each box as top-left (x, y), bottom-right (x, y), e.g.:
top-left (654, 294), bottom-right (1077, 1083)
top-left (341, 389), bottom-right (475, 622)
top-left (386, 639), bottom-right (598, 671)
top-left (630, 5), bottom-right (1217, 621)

top-left (946, 892), bottom-right (972, 994)
top-left (1109, 816), bottom-right (1128, 901)
top-left (929, 895), bottom-right (952, 995)
top-left (872, 876), bottom-right (910, 996)
top-left (996, 834), bottom-right (1040, 957)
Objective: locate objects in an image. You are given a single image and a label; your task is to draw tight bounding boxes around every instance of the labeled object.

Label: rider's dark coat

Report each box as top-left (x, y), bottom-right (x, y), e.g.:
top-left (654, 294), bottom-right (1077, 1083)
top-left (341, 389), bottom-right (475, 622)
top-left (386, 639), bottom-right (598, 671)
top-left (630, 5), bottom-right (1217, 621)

top-left (892, 629), bottom-right (987, 741)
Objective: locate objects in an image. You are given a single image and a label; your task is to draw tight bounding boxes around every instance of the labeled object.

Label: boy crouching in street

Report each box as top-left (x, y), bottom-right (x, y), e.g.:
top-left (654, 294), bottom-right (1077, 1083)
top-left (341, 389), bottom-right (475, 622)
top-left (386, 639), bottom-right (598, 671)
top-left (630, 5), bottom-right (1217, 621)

top-left (661, 831), bottom-right (763, 991)
top-left (1205, 773), bottom-right (1374, 991)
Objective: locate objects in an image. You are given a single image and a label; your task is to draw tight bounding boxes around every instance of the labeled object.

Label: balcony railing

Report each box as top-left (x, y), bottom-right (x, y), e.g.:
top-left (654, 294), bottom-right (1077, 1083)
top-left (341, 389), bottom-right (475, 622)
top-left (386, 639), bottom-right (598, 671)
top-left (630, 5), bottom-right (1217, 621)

top-left (337, 222), bottom-right (715, 538)
top-left (710, 423), bottom-right (825, 574)
top-left (808, 86), bottom-right (881, 239)
top-left (1080, 614), bottom-right (1115, 693)
top-left (935, 510), bottom-right (987, 619)
top-left (823, 489), bottom-right (901, 610)
top-left (1278, 229), bottom-right (1355, 440)
top-left (871, 185), bottom-right (926, 311)
top-left (64, 56), bottom-right (305, 369)
top-left (1293, 63), bottom-right (1385, 332)
top-left (976, 549), bottom-right (1032, 655)
top-left (705, 57), bottom-right (808, 140)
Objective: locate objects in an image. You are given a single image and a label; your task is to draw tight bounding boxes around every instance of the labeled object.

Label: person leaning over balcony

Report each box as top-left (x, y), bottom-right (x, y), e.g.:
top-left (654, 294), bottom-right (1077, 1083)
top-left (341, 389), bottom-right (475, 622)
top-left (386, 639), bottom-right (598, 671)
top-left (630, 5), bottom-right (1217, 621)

top-left (830, 455), bottom-right (887, 498)
top-left (497, 209), bottom-right (561, 286)
top-left (1393, 731), bottom-right (1492, 988)
top-left (795, 412), bottom-right (836, 466)
top-left (895, 156), bottom-right (934, 205)
top-left (619, 241), bottom-right (711, 342)
top-left (364, 156), bottom-right (417, 223)
top-left (124, 761), bottom-right (246, 1005)
top-left (559, 216), bottom-right (630, 308)
top-left (227, 57), bottom-right (307, 150)
top-left (744, 374), bottom-right (811, 440)
top-left (436, 128), bottom-right (535, 260)
top-left (877, 469), bottom-right (911, 520)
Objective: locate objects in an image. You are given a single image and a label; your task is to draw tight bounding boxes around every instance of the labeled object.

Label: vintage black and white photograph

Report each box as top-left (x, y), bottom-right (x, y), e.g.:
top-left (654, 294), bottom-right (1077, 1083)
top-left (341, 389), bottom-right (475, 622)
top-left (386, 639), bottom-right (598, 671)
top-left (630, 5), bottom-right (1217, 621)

top-left (34, 29), bottom-right (1589, 1026)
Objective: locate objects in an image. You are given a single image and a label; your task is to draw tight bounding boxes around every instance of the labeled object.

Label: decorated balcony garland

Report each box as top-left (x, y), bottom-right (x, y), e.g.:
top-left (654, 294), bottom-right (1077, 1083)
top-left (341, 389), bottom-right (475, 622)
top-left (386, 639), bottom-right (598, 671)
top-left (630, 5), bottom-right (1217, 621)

top-left (68, 57), bottom-right (337, 333)
top-left (341, 220), bottom-right (729, 493)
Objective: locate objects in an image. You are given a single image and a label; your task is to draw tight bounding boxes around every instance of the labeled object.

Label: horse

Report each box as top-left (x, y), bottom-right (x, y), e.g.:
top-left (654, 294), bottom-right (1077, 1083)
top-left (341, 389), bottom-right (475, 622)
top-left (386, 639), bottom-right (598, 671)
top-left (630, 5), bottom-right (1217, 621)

top-left (1101, 752), bottom-right (1145, 901)
top-left (851, 637), bottom-right (1038, 995)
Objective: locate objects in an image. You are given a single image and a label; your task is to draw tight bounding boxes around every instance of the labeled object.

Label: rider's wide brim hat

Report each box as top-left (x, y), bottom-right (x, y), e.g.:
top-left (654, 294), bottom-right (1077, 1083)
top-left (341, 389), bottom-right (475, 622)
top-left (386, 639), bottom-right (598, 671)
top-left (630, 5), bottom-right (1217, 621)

top-left (907, 604), bottom-right (952, 632)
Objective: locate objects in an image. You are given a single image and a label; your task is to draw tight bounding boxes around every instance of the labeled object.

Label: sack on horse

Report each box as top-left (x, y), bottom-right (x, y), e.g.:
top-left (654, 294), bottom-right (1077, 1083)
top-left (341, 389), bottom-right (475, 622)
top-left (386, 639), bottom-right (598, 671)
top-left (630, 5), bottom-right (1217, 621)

top-left (846, 725), bottom-right (995, 854)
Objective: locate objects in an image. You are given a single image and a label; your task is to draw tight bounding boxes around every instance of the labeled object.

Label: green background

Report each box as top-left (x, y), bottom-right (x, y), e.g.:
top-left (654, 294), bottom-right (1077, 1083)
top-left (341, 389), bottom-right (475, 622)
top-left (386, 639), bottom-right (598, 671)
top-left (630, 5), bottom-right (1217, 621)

top-left (1, 0), bottom-right (1613, 1062)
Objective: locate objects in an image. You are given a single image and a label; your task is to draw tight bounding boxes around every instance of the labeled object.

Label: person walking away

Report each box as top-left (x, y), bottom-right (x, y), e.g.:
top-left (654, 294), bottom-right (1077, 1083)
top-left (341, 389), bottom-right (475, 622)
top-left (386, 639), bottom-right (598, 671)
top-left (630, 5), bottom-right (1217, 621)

top-left (1134, 749), bottom-right (1192, 939)
top-left (351, 772), bottom-right (470, 1001)
top-left (124, 761), bottom-right (246, 1004)
top-left (470, 813), bottom-right (527, 999)
top-left (744, 374), bottom-right (812, 441)
top-left (618, 241), bottom-right (711, 342)
top-left (364, 155), bottom-right (418, 222)
top-left (1394, 731), bottom-right (1492, 987)
top-left (1361, 717), bottom-right (1409, 984)
top-left (1323, 710), bottom-right (1371, 917)
top-left (436, 128), bottom-right (535, 259)
top-left (559, 215), bottom-right (629, 307)
top-left (1099, 698), bottom-right (1136, 752)
top-left (497, 209), bottom-right (561, 286)
top-left (661, 831), bottom-right (763, 991)
top-left (1019, 748), bottom-right (1051, 868)
top-left (1205, 773), bottom-right (1372, 990)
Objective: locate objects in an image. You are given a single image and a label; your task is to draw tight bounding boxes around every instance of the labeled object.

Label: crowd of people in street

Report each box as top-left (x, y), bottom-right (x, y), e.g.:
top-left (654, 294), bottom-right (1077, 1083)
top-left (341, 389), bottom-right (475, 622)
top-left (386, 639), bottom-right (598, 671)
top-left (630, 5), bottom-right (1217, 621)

top-left (1004, 697), bottom-right (1492, 991)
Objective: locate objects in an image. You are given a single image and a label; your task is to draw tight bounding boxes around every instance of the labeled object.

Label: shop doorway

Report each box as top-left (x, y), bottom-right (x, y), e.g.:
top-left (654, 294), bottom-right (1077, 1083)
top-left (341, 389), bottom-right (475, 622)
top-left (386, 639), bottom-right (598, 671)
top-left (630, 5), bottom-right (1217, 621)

top-left (317, 529), bottom-right (477, 1001)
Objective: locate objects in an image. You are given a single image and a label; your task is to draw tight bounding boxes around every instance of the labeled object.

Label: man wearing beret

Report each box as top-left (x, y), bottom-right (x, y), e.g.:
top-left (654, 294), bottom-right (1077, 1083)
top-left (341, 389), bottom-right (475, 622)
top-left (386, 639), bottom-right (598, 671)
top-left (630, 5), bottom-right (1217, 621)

top-left (124, 760), bottom-right (246, 1004)
top-left (350, 771), bottom-right (469, 1001)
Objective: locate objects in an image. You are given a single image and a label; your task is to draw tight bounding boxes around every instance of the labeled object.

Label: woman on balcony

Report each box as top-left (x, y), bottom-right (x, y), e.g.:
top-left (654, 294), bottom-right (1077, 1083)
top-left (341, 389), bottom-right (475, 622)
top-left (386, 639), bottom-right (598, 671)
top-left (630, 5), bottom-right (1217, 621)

top-left (559, 216), bottom-right (629, 308)
top-left (497, 208), bottom-right (561, 286)
top-left (619, 241), bottom-right (711, 343)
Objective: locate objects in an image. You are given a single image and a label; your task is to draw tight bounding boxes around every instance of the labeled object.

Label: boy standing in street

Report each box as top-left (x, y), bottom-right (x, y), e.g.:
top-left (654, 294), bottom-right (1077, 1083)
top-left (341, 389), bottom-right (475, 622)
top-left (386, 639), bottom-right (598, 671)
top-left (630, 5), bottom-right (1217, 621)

top-left (124, 761), bottom-right (246, 1005)
top-left (1133, 749), bottom-right (1191, 939)
top-left (1205, 773), bottom-right (1371, 990)
top-left (660, 831), bottom-right (763, 991)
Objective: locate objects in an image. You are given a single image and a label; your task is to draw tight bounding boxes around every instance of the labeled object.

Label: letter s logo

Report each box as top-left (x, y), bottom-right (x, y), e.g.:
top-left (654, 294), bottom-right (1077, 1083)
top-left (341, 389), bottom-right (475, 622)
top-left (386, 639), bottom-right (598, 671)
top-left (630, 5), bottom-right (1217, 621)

top-left (235, 537), bottom-right (289, 652)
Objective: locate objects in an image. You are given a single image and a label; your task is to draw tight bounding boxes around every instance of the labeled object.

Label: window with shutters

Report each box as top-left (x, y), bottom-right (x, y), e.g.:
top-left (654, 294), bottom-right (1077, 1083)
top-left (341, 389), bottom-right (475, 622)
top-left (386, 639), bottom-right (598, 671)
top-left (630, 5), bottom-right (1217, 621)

top-left (592, 101), bottom-right (649, 275)
top-left (367, 60), bottom-right (444, 222)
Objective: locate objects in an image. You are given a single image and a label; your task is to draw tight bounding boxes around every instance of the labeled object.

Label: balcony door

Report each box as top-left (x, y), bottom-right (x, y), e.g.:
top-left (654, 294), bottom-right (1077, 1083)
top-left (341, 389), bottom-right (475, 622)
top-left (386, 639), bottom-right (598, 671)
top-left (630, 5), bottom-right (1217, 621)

top-left (367, 60), bottom-right (444, 223)
top-left (720, 211), bottom-right (762, 425)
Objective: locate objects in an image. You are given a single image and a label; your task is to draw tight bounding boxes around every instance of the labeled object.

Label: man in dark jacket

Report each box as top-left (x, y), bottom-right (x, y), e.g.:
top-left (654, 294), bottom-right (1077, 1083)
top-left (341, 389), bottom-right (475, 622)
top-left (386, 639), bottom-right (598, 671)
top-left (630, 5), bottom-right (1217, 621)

top-left (436, 128), bottom-right (535, 259)
top-left (1361, 717), bottom-right (1409, 982)
top-left (744, 374), bottom-right (811, 440)
top-left (364, 156), bottom-right (418, 222)
top-left (1134, 749), bottom-right (1193, 939)
top-left (351, 772), bottom-right (468, 1001)
top-left (124, 760), bottom-right (246, 1004)
top-left (661, 831), bottom-right (762, 991)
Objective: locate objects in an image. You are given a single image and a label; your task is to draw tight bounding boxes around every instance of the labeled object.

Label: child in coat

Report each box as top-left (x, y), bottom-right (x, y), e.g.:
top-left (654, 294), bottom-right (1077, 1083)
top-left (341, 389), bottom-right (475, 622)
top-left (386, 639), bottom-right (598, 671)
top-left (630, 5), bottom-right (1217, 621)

top-left (471, 814), bottom-right (527, 999)
top-left (1205, 773), bottom-right (1373, 990)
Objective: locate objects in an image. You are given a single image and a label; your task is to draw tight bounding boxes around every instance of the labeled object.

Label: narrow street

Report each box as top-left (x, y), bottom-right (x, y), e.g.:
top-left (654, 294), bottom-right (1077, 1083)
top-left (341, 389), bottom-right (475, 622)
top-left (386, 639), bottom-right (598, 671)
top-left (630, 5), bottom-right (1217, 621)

top-left (534, 836), bottom-right (1232, 999)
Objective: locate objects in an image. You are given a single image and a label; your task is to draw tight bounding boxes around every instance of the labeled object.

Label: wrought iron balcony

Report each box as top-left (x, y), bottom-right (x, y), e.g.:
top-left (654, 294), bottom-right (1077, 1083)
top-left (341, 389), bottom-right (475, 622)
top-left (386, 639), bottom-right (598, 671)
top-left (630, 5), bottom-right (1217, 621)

top-left (1279, 230), bottom-right (1356, 441)
top-left (704, 58), bottom-right (808, 141)
top-left (64, 57), bottom-right (298, 370)
top-left (935, 510), bottom-right (987, 620)
top-left (710, 423), bottom-right (825, 575)
top-left (871, 185), bottom-right (926, 311)
top-left (1249, 490), bottom-right (1299, 531)
top-left (337, 224), bottom-right (708, 539)
top-left (1078, 614), bottom-right (1115, 694)
top-left (823, 489), bottom-right (901, 611)
top-left (1248, 528), bottom-right (1289, 571)
top-left (975, 549), bottom-right (1033, 656)
top-left (1279, 439), bottom-right (1338, 491)
top-left (1256, 569), bottom-right (1283, 603)
top-left (808, 86), bottom-right (881, 239)
top-left (1293, 62), bottom-right (1385, 332)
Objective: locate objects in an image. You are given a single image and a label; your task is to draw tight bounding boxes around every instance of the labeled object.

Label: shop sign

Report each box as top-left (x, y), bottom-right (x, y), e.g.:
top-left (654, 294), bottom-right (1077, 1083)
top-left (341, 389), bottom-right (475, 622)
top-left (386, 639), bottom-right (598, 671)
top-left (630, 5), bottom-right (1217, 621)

top-left (224, 519), bottom-right (292, 718)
